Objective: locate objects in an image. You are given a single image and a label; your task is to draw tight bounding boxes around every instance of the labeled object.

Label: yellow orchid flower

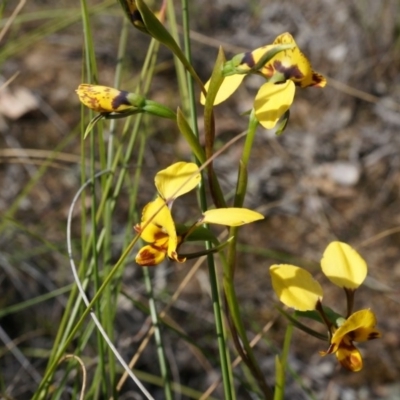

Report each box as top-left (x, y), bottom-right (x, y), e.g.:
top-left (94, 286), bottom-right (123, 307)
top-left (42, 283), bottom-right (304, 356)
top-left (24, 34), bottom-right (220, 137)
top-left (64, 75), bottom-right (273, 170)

top-left (270, 242), bottom-right (380, 371)
top-left (76, 84), bottom-right (136, 113)
top-left (134, 196), bottom-right (185, 266)
top-left (76, 84), bottom-right (176, 122)
top-left (135, 162), bottom-right (265, 266)
top-left (320, 309), bottom-right (381, 372)
top-left (202, 32), bottom-right (326, 129)
top-left (135, 161), bottom-right (200, 266)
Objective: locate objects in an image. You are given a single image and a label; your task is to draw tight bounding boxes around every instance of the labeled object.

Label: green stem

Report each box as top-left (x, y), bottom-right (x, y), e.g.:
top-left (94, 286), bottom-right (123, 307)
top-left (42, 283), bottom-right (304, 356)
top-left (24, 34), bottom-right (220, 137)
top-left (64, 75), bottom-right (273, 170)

top-left (180, 1), bottom-right (234, 398)
top-left (344, 288), bottom-right (355, 319)
top-left (224, 112), bottom-right (273, 398)
top-left (202, 47), bottom-right (227, 208)
top-left (274, 323), bottom-right (293, 400)
top-left (102, 16), bottom-right (130, 398)
top-left (142, 267), bottom-right (173, 400)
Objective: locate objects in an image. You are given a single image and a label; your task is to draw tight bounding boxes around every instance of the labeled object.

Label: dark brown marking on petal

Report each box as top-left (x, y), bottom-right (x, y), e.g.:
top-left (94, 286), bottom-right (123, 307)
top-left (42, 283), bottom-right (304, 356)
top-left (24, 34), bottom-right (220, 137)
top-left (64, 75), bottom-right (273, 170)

top-left (151, 242), bottom-right (168, 253)
top-left (339, 340), bottom-right (355, 351)
top-left (153, 230), bottom-right (168, 241)
top-left (241, 51), bottom-right (256, 68)
top-left (138, 249), bottom-right (157, 266)
top-left (368, 331), bottom-right (380, 340)
top-left (347, 331), bottom-right (356, 341)
top-left (273, 60), bottom-right (304, 83)
top-left (111, 90), bottom-right (131, 110)
top-left (311, 72), bottom-right (326, 87)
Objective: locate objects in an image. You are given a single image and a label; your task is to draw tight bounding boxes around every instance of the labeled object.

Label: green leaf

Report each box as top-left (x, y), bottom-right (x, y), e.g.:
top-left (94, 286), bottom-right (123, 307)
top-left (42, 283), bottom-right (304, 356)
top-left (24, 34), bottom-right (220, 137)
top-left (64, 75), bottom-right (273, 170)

top-left (136, 0), bottom-right (185, 65)
top-left (135, 0), bottom-right (204, 93)
top-left (116, 0), bottom-right (148, 33)
top-left (203, 46), bottom-right (226, 112)
top-left (176, 108), bottom-right (206, 163)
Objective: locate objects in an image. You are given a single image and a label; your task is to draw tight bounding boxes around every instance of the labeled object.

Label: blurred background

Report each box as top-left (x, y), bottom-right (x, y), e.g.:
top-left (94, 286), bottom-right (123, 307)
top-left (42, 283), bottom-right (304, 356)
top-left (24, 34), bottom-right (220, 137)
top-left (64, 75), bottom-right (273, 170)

top-left (1, 0), bottom-right (400, 398)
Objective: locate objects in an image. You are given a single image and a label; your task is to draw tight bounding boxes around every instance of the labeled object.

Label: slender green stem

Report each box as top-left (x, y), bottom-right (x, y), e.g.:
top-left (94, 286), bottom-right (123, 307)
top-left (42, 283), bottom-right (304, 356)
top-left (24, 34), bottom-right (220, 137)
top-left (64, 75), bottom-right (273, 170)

top-left (223, 111), bottom-right (273, 398)
top-left (80, 0), bottom-right (108, 395)
top-left (344, 288), bottom-right (355, 318)
top-left (102, 16), bottom-right (130, 398)
top-left (166, 0), bottom-right (189, 116)
top-left (274, 323), bottom-right (293, 400)
top-left (143, 267), bottom-right (173, 400)
top-left (180, 1), bottom-right (234, 398)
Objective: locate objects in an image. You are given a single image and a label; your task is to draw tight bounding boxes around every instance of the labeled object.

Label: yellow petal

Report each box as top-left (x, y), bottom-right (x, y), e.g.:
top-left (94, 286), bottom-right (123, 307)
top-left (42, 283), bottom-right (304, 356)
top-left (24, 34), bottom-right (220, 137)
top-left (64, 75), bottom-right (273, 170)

top-left (134, 219), bottom-right (166, 243)
top-left (269, 265), bottom-right (323, 311)
top-left (335, 341), bottom-right (363, 372)
top-left (321, 241), bottom-right (367, 289)
top-left (254, 80), bottom-right (295, 129)
top-left (266, 33), bottom-right (327, 88)
top-left (155, 162), bottom-right (201, 200)
top-left (76, 84), bottom-right (132, 113)
top-left (137, 197), bottom-right (178, 258)
top-left (200, 74), bottom-right (245, 105)
top-left (201, 208), bottom-right (264, 226)
top-left (244, 44), bottom-right (278, 70)
top-left (331, 309), bottom-right (380, 350)
top-left (135, 244), bottom-right (167, 266)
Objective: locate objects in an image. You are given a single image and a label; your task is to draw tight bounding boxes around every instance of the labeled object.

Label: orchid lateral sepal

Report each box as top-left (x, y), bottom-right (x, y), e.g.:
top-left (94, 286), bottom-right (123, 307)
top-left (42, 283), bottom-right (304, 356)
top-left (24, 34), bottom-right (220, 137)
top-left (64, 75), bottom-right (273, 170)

top-left (177, 237), bottom-right (233, 260)
top-left (83, 114), bottom-right (105, 139)
top-left (275, 306), bottom-right (328, 341)
top-left (199, 208), bottom-right (264, 227)
top-left (175, 224), bottom-right (219, 245)
top-left (274, 109), bottom-right (290, 136)
top-left (315, 300), bottom-right (334, 341)
top-left (295, 306), bottom-right (344, 328)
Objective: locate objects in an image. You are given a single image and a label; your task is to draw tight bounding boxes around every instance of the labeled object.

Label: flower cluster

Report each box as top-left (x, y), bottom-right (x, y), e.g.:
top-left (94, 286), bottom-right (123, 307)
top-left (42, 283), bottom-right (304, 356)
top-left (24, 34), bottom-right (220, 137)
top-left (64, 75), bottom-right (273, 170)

top-left (134, 162), bottom-right (264, 266)
top-left (202, 32), bottom-right (326, 130)
top-left (270, 241), bottom-right (381, 371)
